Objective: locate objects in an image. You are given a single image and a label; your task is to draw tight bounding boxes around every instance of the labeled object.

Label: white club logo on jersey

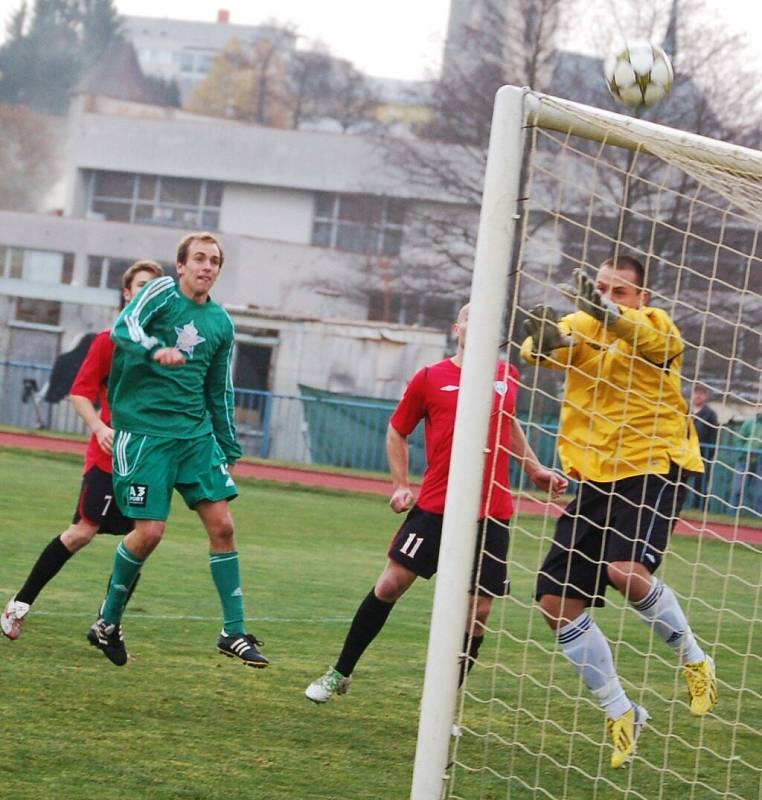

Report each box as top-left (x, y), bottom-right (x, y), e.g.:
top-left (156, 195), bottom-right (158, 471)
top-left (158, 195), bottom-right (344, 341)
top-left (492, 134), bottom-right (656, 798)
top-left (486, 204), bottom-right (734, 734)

top-left (174, 321), bottom-right (206, 357)
top-left (494, 380), bottom-right (508, 396)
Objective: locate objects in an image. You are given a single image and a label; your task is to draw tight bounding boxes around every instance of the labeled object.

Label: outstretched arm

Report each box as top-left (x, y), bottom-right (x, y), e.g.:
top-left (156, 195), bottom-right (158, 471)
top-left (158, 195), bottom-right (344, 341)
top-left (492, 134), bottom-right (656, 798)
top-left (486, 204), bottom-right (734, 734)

top-left (521, 305), bottom-right (577, 369)
top-left (510, 416), bottom-right (568, 499)
top-left (560, 269), bottom-right (683, 364)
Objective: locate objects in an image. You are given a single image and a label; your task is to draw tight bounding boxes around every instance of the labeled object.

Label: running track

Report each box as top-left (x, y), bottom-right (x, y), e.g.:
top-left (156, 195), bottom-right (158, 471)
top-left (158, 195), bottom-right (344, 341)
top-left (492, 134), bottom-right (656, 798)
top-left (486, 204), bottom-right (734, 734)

top-left (2, 430), bottom-right (760, 546)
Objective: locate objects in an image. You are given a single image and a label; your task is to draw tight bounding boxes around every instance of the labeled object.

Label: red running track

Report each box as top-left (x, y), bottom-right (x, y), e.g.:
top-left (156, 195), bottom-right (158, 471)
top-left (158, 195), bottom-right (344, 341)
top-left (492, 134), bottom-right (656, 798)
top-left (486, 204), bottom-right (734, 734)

top-left (2, 430), bottom-right (760, 546)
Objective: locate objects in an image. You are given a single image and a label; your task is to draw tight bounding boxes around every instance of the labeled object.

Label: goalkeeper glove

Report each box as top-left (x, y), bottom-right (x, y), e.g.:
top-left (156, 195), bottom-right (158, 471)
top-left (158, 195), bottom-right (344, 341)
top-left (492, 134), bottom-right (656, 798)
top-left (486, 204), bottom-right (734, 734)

top-left (560, 268), bottom-right (621, 326)
top-left (525, 305), bottom-right (575, 356)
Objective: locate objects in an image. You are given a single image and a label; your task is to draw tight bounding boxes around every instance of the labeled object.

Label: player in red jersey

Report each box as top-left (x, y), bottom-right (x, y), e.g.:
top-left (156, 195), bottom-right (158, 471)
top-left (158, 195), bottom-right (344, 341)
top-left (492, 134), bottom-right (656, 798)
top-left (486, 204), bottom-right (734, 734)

top-left (2, 261), bottom-right (163, 641)
top-left (305, 304), bottom-right (568, 703)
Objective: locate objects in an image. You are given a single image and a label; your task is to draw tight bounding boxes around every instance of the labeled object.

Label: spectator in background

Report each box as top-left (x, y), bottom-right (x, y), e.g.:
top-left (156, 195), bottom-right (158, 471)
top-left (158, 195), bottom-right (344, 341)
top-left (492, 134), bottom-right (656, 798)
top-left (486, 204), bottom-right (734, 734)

top-left (690, 385), bottom-right (719, 510)
top-left (731, 408), bottom-right (762, 518)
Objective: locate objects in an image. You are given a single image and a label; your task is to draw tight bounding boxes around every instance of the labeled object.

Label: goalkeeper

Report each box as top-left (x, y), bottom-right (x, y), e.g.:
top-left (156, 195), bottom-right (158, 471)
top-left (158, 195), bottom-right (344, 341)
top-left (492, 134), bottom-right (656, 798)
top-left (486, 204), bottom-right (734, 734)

top-left (522, 256), bottom-right (717, 770)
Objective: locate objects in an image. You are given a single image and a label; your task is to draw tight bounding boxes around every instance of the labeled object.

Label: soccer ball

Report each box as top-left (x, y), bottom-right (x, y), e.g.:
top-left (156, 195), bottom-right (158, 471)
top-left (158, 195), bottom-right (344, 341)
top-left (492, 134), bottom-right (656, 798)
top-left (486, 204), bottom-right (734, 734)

top-left (604, 41), bottom-right (674, 108)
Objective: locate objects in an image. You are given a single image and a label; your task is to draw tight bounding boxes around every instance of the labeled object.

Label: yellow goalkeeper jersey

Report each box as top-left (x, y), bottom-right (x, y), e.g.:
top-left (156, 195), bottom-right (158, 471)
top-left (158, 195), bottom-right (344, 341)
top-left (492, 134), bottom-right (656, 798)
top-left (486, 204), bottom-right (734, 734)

top-left (521, 305), bottom-right (703, 482)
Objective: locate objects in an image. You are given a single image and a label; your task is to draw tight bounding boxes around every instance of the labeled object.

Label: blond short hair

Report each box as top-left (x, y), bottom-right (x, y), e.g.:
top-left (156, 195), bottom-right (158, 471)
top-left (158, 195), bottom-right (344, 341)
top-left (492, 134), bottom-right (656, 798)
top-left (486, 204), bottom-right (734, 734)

top-left (176, 232), bottom-right (224, 268)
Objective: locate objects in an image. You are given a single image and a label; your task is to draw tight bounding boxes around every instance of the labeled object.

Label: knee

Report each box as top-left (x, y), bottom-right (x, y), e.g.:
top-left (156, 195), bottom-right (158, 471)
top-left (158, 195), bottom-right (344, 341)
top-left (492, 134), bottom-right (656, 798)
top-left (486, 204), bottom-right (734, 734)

top-left (207, 514), bottom-right (235, 547)
top-left (374, 576), bottom-right (403, 603)
top-left (474, 596), bottom-right (492, 626)
top-left (374, 565), bottom-right (414, 603)
top-left (60, 524), bottom-right (97, 553)
top-left (538, 594), bottom-right (562, 629)
top-left (128, 522), bottom-right (165, 555)
top-left (607, 562), bottom-right (651, 601)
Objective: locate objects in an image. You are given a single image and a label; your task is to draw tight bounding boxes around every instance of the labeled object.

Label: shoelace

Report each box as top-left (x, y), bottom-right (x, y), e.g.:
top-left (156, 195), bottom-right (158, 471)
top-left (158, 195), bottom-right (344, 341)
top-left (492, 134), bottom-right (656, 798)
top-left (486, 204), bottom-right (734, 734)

top-left (687, 671), bottom-right (708, 694)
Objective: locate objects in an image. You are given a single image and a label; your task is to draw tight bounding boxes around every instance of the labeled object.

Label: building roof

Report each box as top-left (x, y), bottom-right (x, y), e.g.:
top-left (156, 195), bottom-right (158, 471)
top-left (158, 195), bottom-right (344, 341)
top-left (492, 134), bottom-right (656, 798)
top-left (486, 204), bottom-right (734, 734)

top-left (73, 40), bottom-right (162, 105)
top-left (69, 108), bottom-right (477, 203)
top-left (123, 15), bottom-right (295, 52)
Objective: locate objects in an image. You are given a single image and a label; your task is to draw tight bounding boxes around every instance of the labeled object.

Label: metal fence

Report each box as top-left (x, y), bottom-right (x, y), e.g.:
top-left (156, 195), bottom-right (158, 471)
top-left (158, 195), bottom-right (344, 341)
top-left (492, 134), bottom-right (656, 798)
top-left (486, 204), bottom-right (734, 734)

top-left (0, 359), bottom-right (758, 518)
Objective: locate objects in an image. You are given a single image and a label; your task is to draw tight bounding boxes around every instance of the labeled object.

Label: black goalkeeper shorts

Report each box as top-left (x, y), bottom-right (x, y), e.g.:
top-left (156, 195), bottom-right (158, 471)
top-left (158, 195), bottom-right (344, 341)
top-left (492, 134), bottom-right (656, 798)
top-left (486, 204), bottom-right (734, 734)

top-left (536, 463), bottom-right (687, 607)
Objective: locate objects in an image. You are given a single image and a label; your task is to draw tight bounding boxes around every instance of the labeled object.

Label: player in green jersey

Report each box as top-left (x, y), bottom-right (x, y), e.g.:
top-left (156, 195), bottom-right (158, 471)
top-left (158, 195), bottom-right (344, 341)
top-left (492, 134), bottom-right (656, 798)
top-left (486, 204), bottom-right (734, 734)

top-left (89, 232), bottom-right (268, 669)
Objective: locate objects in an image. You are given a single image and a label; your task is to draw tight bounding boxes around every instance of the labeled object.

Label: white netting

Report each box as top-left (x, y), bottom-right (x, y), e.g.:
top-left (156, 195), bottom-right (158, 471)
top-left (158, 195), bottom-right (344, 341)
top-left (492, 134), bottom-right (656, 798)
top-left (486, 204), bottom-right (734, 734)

top-left (448, 92), bottom-right (761, 800)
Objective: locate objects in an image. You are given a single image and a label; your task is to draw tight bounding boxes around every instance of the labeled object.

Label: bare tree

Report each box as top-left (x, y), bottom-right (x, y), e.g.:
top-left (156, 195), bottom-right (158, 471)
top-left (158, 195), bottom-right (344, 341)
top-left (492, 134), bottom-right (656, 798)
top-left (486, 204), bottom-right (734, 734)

top-left (378, 0), bottom-right (565, 313)
top-left (288, 47), bottom-right (381, 132)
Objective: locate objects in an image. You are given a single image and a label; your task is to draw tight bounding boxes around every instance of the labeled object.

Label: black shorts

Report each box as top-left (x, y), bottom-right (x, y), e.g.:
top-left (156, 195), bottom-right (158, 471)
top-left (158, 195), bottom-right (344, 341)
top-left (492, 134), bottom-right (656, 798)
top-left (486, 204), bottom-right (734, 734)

top-left (72, 466), bottom-right (134, 535)
top-left (388, 505), bottom-right (510, 597)
top-left (536, 464), bottom-right (687, 607)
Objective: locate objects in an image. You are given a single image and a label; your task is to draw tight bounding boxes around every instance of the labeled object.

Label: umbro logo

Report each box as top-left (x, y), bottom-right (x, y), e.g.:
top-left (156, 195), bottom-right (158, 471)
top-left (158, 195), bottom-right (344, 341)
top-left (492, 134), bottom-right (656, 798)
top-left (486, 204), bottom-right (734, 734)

top-left (440, 385), bottom-right (459, 392)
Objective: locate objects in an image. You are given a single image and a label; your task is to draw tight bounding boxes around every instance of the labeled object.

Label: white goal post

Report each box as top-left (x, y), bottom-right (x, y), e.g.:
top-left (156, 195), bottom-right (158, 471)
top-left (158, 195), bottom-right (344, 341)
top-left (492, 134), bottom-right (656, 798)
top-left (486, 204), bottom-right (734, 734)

top-left (410, 85), bottom-right (762, 800)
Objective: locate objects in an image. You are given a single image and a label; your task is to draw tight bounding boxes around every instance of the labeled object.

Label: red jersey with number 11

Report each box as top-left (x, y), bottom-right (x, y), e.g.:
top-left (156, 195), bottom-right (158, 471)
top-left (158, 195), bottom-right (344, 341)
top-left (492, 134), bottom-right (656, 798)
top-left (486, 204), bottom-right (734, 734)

top-left (389, 358), bottom-right (519, 519)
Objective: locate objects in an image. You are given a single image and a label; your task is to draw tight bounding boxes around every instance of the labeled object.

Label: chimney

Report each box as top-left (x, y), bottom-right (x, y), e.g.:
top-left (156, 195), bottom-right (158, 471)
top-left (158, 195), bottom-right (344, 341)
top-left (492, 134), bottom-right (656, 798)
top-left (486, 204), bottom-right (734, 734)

top-left (217, 9), bottom-right (230, 23)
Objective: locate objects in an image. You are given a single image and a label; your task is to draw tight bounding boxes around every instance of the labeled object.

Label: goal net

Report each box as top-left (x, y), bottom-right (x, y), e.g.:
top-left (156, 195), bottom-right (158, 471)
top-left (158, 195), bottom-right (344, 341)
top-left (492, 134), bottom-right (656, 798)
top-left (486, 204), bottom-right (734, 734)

top-left (411, 87), bottom-right (761, 800)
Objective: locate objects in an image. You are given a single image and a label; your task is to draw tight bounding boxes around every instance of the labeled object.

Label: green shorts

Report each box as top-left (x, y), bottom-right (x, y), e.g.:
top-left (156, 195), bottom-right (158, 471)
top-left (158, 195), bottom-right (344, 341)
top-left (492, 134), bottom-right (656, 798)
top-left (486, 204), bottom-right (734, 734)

top-left (112, 431), bottom-right (238, 520)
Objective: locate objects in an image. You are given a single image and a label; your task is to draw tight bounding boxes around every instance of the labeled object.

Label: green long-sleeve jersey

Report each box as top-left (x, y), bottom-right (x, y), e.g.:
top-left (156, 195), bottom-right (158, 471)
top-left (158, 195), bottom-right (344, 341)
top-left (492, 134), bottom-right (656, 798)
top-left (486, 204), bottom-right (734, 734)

top-left (108, 276), bottom-right (242, 464)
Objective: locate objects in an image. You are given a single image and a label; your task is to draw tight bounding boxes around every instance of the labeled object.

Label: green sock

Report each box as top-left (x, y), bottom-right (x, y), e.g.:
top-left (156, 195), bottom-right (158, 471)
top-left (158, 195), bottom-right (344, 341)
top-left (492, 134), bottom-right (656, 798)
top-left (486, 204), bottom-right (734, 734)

top-left (102, 542), bottom-right (144, 626)
top-left (209, 551), bottom-right (246, 635)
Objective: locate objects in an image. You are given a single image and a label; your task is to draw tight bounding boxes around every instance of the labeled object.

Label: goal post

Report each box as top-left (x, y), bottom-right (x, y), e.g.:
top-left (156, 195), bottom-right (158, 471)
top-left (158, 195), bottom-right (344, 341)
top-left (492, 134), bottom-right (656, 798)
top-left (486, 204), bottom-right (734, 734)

top-left (410, 85), bottom-right (529, 800)
top-left (411, 85), bottom-right (762, 800)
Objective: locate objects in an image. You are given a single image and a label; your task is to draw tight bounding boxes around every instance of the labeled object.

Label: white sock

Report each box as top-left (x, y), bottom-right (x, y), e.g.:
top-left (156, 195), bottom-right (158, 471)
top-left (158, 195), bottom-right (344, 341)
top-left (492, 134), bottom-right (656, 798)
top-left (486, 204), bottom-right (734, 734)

top-left (631, 578), bottom-right (705, 665)
top-left (557, 613), bottom-right (631, 720)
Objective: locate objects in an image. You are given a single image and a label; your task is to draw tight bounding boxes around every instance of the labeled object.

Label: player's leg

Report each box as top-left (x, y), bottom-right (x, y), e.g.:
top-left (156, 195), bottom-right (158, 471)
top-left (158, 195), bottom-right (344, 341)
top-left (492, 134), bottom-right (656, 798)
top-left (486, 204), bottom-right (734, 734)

top-left (88, 518), bottom-right (163, 666)
top-left (1, 467), bottom-right (116, 640)
top-left (90, 433), bottom-right (172, 665)
top-left (2, 519), bottom-right (99, 640)
top-left (459, 518), bottom-right (510, 685)
top-left (305, 559), bottom-right (416, 704)
top-left (195, 498), bottom-right (268, 668)
top-left (177, 436), bottom-right (267, 667)
top-left (607, 467), bottom-right (717, 716)
top-left (305, 506), bottom-right (440, 703)
top-left (537, 485), bottom-right (646, 769)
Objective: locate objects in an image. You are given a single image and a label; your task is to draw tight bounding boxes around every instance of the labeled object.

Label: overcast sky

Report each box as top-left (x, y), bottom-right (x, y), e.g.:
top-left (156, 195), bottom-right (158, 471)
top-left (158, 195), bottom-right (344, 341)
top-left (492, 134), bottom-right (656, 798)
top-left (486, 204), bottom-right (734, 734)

top-left (2, 0), bottom-right (760, 82)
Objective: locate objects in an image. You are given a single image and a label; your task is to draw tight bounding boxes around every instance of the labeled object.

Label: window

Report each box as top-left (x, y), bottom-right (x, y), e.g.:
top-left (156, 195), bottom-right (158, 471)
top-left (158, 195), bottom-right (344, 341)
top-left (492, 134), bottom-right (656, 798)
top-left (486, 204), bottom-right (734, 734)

top-left (15, 297), bottom-right (61, 326)
top-left (367, 290), bottom-right (463, 331)
top-left (0, 247), bottom-right (74, 283)
top-left (87, 256), bottom-right (176, 290)
top-left (87, 171), bottom-right (223, 231)
top-left (179, 49), bottom-right (217, 75)
top-left (312, 193), bottom-right (405, 256)
top-left (0, 246), bottom-right (25, 278)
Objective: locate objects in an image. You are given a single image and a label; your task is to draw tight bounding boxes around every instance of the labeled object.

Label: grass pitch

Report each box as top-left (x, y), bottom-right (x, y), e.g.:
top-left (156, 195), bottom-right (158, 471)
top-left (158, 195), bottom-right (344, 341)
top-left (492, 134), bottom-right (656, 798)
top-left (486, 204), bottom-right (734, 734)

top-left (0, 450), bottom-right (759, 800)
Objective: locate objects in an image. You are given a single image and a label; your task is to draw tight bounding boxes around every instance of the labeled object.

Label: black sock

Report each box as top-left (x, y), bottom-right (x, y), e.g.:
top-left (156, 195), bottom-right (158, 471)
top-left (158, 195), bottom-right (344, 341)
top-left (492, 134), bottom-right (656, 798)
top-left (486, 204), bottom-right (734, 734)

top-left (458, 633), bottom-right (484, 687)
top-left (334, 589), bottom-right (394, 677)
top-left (16, 536), bottom-right (74, 606)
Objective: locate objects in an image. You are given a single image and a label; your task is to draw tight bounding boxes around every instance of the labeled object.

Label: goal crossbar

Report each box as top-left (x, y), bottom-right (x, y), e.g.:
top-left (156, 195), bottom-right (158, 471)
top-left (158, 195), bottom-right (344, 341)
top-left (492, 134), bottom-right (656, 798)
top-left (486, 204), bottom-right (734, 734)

top-left (526, 90), bottom-right (762, 180)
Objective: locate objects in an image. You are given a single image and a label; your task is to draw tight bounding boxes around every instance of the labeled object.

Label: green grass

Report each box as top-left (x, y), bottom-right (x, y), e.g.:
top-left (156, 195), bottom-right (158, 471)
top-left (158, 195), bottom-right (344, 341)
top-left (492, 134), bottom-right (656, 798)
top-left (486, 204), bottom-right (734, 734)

top-left (0, 450), bottom-right (760, 800)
